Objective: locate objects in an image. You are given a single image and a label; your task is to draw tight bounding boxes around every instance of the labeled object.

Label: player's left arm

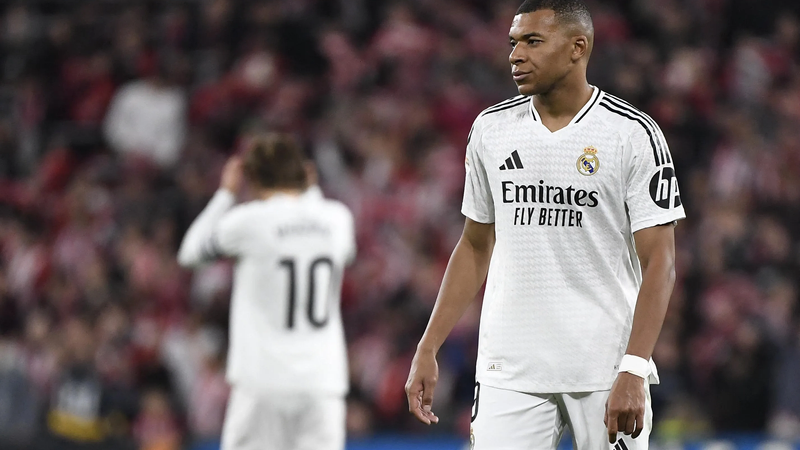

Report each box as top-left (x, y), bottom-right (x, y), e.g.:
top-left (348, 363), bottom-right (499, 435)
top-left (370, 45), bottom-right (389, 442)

top-left (605, 223), bottom-right (676, 443)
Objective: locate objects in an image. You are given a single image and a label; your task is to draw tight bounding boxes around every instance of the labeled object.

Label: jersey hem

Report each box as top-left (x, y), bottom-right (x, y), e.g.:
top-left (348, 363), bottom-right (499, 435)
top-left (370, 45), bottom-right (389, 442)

top-left (630, 211), bottom-right (686, 234)
top-left (475, 376), bottom-right (614, 394)
top-left (228, 381), bottom-right (348, 399)
top-left (461, 206), bottom-right (495, 224)
top-left (227, 377), bottom-right (349, 398)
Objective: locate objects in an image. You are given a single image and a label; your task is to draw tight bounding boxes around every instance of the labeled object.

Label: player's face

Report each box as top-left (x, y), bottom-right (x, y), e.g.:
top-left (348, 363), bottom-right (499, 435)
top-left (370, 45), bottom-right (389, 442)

top-left (508, 10), bottom-right (575, 96)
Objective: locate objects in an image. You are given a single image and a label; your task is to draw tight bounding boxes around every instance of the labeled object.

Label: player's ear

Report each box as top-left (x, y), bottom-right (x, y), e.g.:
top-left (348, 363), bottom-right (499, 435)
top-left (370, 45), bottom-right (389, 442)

top-left (572, 35), bottom-right (589, 62)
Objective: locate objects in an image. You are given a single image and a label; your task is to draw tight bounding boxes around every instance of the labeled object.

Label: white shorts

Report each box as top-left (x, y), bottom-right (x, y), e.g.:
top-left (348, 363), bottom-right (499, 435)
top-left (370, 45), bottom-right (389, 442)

top-left (221, 386), bottom-right (345, 450)
top-left (470, 381), bottom-right (652, 450)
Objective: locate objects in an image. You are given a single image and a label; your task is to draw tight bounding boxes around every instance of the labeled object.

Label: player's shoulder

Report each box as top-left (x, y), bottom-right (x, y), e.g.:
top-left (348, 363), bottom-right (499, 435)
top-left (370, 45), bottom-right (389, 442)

top-left (311, 197), bottom-right (354, 225)
top-left (596, 91), bottom-right (664, 139)
top-left (478, 95), bottom-right (529, 117)
top-left (473, 95), bottom-right (530, 128)
top-left (223, 200), bottom-right (270, 225)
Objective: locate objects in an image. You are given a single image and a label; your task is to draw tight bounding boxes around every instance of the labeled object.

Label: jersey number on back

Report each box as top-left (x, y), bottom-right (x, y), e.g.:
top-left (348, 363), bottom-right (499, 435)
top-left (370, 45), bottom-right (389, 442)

top-left (279, 257), bottom-right (334, 330)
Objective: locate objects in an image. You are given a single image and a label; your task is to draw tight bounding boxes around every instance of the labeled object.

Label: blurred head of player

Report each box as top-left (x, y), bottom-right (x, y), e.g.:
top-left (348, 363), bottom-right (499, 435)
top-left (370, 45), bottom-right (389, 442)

top-left (242, 133), bottom-right (308, 192)
top-left (509, 0), bottom-right (594, 96)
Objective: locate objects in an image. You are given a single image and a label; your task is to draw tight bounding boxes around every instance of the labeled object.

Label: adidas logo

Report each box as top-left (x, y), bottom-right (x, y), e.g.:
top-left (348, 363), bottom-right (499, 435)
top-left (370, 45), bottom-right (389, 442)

top-left (499, 150), bottom-right (524, 170)
top-left (487, 362), bottom-right (502, 371)
top-left (614, 439), bottom-right (629, 450)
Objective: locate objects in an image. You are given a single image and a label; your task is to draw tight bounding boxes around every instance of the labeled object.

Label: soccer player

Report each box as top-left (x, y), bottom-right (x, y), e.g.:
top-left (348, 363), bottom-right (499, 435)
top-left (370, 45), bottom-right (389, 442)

top-left (405, 1), bottom-right (685, 449)
top-left (178, 133), bottom-right (355, 450)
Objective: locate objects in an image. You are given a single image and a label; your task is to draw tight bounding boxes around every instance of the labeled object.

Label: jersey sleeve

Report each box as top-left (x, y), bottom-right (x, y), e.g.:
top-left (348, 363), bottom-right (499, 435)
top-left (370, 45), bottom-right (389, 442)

top-left (214, 208), bottom-right (248, 257)
top-left (341, 206), bottom-right (357, 266)
top-left (461, 119), bottom-right (495, 223)
top-left (177, 190), bottom-right (245, 267)
top-left (623, 122), bottom-right (686, 233)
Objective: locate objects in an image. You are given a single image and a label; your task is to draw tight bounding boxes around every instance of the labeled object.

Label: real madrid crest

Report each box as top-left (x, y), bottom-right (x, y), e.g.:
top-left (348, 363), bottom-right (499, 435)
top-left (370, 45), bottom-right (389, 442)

top-left (577, 146), bottom-right (600, 176)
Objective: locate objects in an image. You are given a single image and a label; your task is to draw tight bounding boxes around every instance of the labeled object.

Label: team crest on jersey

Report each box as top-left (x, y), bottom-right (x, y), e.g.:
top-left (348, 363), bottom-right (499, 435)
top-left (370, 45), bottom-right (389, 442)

top-left (577, 146), bottom-right (600, 176)
top-left (470, 426), bottom-right (475, 450)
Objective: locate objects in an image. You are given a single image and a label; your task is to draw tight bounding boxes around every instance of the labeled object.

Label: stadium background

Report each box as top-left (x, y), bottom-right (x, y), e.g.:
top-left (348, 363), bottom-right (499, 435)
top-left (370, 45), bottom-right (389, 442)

top-left (0, 0), bottom-right (799, 449)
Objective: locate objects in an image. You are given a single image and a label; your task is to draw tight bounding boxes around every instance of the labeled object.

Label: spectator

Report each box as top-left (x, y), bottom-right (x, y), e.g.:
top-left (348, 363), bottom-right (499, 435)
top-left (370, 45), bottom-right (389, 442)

top-left (43, 316), bottom-right (135, 449)
top-left (103, 61), bottom-right (187, 169)
top-left (771, 327), bottom-right (800, 439)
top-left (132, 389), bottom-right (181, 450)
top-left (0, 335), bottom-right (38, 450)
top-left (0, 0), bottom-right (799, 446)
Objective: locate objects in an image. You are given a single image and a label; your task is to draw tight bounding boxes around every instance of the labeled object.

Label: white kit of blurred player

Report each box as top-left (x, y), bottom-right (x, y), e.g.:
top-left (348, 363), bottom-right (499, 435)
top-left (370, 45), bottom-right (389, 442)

top-left (178, 133), bottom-right (355, 450)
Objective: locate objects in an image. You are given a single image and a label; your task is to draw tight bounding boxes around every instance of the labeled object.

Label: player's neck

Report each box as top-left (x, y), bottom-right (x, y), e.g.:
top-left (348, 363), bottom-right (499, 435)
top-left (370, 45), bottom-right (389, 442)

top-left (256, 188), bottom-right (304, 200)
top-left (532, 77), bottom-right (593, 133)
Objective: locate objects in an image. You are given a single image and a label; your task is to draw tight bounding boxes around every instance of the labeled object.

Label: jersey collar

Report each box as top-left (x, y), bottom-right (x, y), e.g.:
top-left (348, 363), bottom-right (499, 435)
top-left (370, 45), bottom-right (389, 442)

top-left (529, 86), bottom-right (603, 134)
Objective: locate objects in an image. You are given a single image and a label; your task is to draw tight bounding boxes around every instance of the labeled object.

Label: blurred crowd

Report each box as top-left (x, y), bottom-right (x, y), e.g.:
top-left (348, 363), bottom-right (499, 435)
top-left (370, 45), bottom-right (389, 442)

top-left (1, 0), bottom-right (800, 448)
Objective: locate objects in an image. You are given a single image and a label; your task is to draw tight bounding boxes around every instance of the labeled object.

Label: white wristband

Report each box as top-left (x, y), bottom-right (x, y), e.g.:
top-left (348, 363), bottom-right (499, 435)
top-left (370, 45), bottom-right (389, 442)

top-left (618, 354), bottom-right (650, 379)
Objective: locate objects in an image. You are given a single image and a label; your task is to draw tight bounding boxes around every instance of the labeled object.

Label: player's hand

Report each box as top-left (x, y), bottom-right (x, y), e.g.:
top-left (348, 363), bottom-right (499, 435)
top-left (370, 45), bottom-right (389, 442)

top-left (405, 347), bottom-right (440, 425)
top-left (604, 372), bottom-right (646, 443)
top-left (220, 156), bottom-right (244, 194)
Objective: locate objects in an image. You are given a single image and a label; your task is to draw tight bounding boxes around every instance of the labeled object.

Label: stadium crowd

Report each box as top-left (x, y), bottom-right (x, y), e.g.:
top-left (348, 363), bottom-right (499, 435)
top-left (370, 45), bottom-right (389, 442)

top-left (1, 0), bottom-right (800, 448)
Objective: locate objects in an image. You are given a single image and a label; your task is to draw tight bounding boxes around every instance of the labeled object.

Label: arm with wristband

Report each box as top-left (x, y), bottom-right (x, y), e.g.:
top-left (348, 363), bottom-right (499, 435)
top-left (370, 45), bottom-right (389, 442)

top-left (605, 223), bottom-right (677, 443)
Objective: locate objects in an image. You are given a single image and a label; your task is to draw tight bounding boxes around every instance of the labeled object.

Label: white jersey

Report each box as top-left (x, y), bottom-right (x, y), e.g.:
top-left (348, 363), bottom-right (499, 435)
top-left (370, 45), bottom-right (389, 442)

top-left (462, 87), bottom-right (685, 393)
top-left (178, 190), bottom-right (355, 396)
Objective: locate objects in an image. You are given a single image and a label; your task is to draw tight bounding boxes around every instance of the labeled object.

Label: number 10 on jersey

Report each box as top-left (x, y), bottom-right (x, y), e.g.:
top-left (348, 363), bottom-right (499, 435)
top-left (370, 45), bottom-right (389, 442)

top-left (279, 257), bottom-right (335, 329)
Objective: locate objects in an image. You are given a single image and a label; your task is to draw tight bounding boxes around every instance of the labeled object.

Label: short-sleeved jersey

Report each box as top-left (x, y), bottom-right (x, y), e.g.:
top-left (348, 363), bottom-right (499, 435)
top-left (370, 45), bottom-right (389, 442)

top-left (462, 88), bottom-right (685, 393)
top-left (179, 191), bottom-right (356, 396)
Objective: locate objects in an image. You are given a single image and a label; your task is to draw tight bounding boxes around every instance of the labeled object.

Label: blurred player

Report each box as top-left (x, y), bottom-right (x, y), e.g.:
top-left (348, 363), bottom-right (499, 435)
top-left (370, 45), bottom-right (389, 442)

top-left (405, 1), bottom-right (685, 449)
top-left (178, 133), bottom-right (355, 450)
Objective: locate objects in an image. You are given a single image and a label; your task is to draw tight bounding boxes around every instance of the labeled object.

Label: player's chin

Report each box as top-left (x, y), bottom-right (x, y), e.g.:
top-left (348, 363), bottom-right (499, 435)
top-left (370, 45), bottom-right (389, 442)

top-left (515, 82), bottom-right (537, 96)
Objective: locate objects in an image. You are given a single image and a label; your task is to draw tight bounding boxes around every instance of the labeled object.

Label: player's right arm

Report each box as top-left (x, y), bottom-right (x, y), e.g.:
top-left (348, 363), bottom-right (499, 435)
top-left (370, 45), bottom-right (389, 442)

top-left (405, 218), bottom-right (495, 425)
top-left (177, 156), bottom-right (243, 267)
top-left (406, 114), bottom-right (495, 424)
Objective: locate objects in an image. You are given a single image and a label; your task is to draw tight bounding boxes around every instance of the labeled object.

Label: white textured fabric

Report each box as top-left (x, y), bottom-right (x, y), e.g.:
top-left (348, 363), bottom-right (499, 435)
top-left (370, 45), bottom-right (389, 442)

top-left (470, 381), bottom-right (652, 450)
top-left (178, 190), bottom-right (355, 396)
top-left (470, 384), bottom-right (564, 450)
top-left (221, 385), bottom-right (345, 450)
top-left (462, 88), bottom-right (685, 393)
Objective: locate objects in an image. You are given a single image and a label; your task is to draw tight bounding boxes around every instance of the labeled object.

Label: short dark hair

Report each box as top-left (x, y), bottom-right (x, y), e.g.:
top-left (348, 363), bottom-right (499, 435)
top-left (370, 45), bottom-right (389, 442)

top-left (516, 0), bottom-right (592, 30)
top-left (242, 133), bottom-right (308, 190)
